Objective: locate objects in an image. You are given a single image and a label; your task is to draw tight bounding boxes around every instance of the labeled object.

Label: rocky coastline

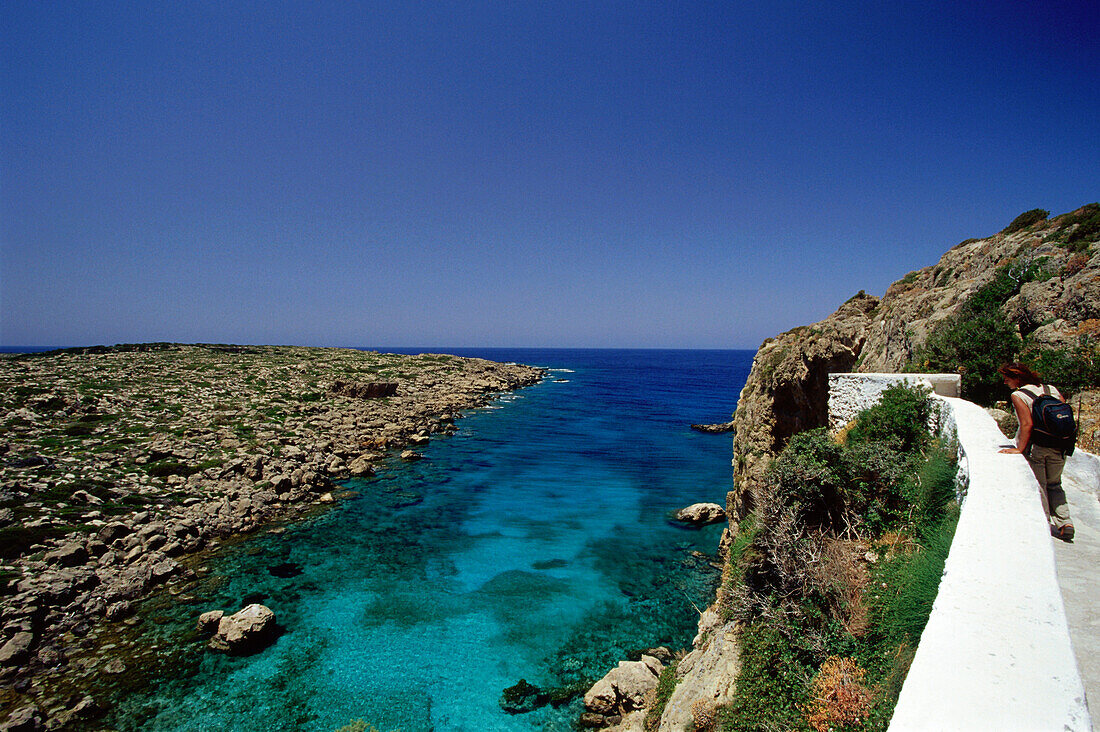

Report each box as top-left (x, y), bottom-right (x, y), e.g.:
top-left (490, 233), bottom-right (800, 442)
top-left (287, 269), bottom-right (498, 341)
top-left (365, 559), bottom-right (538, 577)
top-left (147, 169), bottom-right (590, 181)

top-left (0, 344), bottom-right (543, 729)
top-left (577, 204), bottom-right (1100, 730)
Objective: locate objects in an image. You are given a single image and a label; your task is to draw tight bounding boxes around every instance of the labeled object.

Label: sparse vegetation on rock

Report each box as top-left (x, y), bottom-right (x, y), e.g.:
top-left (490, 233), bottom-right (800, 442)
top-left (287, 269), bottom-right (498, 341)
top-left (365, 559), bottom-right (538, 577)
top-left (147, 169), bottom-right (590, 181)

top-left (0, 343), bottom-right (542, 729)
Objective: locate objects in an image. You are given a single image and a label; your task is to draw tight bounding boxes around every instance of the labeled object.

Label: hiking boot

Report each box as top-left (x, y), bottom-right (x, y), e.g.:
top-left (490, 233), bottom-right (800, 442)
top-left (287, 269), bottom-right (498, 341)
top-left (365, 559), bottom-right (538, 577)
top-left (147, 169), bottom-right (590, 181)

top-left (1053, 524), bottom-right (1075, 542)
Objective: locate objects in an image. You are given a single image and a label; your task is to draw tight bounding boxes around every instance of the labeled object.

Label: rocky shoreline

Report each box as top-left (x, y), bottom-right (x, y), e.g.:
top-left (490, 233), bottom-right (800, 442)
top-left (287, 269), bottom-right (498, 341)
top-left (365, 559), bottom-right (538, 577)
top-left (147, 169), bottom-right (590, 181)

top-left (0, 344), bottom-right (543, 729)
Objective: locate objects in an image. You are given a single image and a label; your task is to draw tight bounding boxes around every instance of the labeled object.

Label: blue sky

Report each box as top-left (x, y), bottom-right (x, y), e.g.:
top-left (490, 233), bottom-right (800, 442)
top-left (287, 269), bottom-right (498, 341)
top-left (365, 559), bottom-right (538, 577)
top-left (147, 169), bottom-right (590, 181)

top-left (2, 1), bottom-right (1097, 349)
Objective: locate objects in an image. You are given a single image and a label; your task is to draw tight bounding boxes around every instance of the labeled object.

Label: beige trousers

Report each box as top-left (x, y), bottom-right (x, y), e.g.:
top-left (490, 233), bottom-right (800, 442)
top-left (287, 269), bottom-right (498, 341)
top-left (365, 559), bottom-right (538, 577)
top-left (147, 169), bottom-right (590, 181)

top-left (1027, 444), bottom-right (1071, 529)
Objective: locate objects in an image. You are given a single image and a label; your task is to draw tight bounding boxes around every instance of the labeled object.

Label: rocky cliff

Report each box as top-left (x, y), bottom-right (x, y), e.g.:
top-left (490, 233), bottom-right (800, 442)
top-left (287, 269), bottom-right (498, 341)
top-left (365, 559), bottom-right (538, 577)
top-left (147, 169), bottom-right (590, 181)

top-left (730, 204), bottom-right (1100, 519)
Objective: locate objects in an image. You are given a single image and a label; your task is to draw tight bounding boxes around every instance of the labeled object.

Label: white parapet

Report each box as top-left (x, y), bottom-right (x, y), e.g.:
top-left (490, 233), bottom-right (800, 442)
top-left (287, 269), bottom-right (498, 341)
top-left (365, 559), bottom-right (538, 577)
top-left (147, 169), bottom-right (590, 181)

top-left (828, 372), bottom-right (961, 432)
top-left (886, 396), bottom-right (1092, 731)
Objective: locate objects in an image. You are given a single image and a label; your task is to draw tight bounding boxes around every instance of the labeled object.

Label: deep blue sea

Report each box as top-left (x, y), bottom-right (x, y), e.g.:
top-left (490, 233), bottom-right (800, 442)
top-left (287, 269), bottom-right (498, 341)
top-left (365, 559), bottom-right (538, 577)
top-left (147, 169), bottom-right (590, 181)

top-left (97, 348), bottom-right (754, 731)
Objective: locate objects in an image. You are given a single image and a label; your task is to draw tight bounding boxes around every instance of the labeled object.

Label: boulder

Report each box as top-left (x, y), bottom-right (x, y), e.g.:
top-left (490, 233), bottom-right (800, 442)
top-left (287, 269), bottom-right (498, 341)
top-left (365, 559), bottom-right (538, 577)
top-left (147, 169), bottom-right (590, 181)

top-left (674, 503), bottom-right (727, 526)
top-left (0, 632), bottom-right (34, 666)
top-left (96, 522), bottom-right (132, 544)
top-left (105, 601), bottom-right (132, 621)
top-left (196, 610), bottom-right (224, 636)
top-left (400, 450), bottom-right (422, 462)
top-left (348, 457), bottom-right (375, 477)
top-left (44, 542), bottom-right (88, 567)
top-left (0, 705), bottom-right (44, 732)
top-left (583, 656), bottom-right (664, 717)
top-left (207, 604), bottom-right (277, 655)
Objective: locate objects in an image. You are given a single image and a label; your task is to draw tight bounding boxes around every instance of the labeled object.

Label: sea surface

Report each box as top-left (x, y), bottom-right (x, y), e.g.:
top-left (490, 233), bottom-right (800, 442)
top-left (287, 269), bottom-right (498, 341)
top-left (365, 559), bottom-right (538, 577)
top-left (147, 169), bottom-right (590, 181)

top-left (103, 348), bottom-right (755, 731)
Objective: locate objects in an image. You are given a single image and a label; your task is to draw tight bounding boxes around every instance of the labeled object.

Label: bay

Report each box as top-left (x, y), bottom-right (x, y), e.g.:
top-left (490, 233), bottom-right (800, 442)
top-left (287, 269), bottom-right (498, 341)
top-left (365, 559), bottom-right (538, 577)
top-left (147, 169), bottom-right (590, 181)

top-left (105, 348), bottom-right (754, 731)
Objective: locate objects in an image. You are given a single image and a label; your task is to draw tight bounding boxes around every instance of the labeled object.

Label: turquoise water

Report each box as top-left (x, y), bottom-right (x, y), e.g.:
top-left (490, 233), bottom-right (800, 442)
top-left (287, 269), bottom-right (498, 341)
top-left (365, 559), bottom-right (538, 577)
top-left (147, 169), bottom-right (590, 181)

top-left (107, 349), bottom-right (754, 731)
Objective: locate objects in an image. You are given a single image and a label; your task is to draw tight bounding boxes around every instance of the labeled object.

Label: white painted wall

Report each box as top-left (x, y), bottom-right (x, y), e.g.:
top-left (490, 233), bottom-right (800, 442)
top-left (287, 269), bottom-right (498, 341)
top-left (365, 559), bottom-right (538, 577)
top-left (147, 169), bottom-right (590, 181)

top-left (828, 373), bottom-right (960, 432)
top-left (827, 383), bottom-right (1092, 731)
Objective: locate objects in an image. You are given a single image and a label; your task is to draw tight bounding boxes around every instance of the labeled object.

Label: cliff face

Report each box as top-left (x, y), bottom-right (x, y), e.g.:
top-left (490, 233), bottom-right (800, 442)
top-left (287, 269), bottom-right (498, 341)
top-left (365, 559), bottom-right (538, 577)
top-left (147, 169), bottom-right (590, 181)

top-left (730, 205), bottom-right (1100, 521)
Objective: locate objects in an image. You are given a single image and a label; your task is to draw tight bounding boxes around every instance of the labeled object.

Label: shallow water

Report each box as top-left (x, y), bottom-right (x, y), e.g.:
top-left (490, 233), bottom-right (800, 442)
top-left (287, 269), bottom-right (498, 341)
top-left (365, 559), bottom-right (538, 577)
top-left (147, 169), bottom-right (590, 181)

top-left (106, 349), bottom-right (753, 731)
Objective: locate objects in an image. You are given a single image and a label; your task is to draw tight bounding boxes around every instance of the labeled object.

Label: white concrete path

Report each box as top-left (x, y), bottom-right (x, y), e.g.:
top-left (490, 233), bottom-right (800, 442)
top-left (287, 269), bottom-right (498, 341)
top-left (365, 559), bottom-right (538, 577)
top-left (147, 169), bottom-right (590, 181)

top-left (1058, 450), bottom-right (1100, 732)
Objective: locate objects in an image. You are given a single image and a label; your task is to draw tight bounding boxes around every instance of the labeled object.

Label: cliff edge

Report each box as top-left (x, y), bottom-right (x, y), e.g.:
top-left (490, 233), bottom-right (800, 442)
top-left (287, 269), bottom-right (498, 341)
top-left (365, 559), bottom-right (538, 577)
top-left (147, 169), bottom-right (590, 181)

top-left (730, 204), bottom-right (1100, 521)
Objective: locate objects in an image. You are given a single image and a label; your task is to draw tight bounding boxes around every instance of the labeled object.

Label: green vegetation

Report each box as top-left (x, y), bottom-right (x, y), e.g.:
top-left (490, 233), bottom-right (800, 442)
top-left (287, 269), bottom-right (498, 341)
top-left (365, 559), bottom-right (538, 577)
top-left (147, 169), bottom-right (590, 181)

top-left (908, 261), bottom-right (1052, 404)
top-left (1020, 339), bottom-right (1100, 398)
top-left (1046, 203), bottom-right (1100, 252)
top-left (719, 386), bottom-right (958, 731)
top-left (1001, 208), bottom-right (1048, 234)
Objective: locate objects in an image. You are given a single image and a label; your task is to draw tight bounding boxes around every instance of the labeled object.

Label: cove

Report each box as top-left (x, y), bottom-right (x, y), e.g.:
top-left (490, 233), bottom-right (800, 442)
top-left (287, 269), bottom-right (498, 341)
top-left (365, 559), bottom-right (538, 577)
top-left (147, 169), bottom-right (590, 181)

top-left (104, 349), bottom-right (754, 731)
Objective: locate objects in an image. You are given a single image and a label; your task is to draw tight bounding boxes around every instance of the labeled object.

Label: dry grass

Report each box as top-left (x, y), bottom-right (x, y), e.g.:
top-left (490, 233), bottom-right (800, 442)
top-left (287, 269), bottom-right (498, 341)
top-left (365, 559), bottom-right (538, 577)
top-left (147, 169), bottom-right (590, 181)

top-left (803, 656), bottom-right (874, 732)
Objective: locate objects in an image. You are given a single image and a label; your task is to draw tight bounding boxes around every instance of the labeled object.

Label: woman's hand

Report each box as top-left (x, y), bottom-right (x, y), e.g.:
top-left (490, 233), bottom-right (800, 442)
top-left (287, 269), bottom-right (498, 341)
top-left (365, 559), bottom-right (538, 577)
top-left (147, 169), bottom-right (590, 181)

top-left (999, 447), bottom-right (1024, 454)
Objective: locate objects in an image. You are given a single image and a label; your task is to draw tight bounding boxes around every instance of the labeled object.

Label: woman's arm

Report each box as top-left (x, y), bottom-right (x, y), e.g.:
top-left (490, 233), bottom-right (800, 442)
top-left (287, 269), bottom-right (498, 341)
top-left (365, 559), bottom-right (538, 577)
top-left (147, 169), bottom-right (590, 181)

top-left (999, 392), bottom-right (1033, 454)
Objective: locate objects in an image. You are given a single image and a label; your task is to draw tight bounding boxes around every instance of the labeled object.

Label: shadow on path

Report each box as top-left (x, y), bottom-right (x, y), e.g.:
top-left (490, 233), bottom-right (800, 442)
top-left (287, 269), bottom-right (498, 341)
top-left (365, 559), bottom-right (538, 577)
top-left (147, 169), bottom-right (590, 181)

top-left (1056, 450), bottom-right (1100, 732)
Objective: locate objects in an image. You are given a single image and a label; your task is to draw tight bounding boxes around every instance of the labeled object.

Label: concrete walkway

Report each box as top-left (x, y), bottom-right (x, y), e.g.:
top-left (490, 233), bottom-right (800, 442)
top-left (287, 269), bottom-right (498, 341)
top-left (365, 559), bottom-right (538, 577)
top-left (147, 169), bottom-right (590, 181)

top-left (1057, 450), bottom-right (1100, 732)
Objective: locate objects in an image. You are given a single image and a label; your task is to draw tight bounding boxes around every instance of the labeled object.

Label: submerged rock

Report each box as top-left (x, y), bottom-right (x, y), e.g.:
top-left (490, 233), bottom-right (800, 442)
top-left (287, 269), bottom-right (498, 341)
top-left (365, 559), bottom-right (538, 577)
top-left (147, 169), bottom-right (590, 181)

top-left (207, 604), bottom-right (277, 655)
top-left (500, 678), bottom-right (550, 714)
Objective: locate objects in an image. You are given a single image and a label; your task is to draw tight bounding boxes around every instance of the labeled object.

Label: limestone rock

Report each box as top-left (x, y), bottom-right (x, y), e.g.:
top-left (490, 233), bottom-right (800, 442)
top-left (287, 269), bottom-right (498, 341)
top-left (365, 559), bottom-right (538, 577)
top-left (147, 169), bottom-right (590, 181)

top-left (196, 610), bottom-right (224, 636)
top-left (657, 623), bottom-right (740, 732)
top-left (584, 655), bottom-right (664, 718)
top-left (731, 293), bottom-right (877, 519)
top-left (208, 604), bottom-right (277, 655)
top-left (674, 503), bottom-right (726, 526)
top-left (44, 542), bottom-right (88, 567)
top-left (348, 457), bottom-right (375, 477)
top-left (0, 631), bottom-right (34, 666)
top-left (0, 705), bottom-right (44, 732)
top-left (400, 450), bottom-right (423, 462)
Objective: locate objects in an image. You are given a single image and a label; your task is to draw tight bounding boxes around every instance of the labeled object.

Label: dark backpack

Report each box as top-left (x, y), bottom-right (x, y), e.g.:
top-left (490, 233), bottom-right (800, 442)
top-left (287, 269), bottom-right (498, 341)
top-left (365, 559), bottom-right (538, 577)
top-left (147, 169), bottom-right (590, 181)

top-left (1022, 385), bottom-right (1077, 455)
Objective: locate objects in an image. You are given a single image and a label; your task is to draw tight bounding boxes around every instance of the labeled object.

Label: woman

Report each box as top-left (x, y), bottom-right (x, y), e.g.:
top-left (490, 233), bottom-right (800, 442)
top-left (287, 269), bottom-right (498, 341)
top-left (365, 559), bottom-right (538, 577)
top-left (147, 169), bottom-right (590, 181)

top-left (997, 362), bottom-right (1074, 541)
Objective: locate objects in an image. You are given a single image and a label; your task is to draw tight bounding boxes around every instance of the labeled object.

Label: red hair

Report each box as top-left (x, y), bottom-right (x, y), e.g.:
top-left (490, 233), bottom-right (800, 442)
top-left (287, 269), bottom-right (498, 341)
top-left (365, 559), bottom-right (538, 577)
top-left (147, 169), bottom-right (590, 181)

top-left (998, 362), bottom-right (1042, 386)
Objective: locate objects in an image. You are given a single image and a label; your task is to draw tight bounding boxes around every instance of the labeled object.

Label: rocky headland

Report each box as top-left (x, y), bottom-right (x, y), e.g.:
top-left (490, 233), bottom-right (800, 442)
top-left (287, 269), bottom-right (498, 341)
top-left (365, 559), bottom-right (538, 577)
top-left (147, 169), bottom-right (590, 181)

top-left (0, 344), bottom-right (542, 729)
top-left (580, 204), bottom-right (1100, 730)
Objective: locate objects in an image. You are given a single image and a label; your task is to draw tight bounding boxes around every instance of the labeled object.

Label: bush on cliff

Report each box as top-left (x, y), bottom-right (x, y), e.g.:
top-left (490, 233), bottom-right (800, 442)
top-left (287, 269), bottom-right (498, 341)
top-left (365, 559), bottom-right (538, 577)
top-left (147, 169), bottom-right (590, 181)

top-left (1001, 208), bottom-right (1049, 234)
top-left (1021, 339), bottom-right (1100, 398)
top-left (720, 386), bottom-right (958, 732)
top-left (908, 261), bottom-right (1053, 405)
top-left (846, 384), bottom-right (931, 453)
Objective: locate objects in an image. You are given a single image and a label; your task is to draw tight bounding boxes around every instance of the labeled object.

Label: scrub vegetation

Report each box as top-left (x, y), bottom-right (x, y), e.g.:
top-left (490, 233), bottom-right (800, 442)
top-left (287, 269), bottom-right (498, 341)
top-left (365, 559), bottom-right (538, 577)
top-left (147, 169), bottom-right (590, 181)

top-left (717, 385), bottom-right (958, 731)
top-left (905, 253), bottom-right (1100, 404)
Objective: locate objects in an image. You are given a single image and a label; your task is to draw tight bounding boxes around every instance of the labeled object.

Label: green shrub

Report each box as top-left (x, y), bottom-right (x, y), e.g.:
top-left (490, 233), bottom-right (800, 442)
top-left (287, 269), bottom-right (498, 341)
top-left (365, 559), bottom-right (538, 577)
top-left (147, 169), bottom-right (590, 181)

top-left (1022, 340), bottom-right (1100, 398)
top-left (907, 261), bottom-right (1055, 405)
top-left (768, 429), bottom-right (849, 527)
top-left (847, 384), bottom-right (932, 453)
top-left (1001, 208), bottom-right (1048, 234)
top-left (904, 440), bottom-right (958, 537)
top-left (146, 461), bottom-right (196, 478)
top-left (1047, 203), bottom-right (1100, 252)
top-left (718, 622), bottom-right (814, 731)
top-left (915, 309), bottom-right (1021, 405)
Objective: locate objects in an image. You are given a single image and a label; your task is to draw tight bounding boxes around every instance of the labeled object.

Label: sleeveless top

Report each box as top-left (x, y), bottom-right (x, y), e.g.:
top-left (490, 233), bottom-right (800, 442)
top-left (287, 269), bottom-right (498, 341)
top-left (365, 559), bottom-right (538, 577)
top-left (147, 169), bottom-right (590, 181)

top-left (1012, 383), bottom-right (1065, 447)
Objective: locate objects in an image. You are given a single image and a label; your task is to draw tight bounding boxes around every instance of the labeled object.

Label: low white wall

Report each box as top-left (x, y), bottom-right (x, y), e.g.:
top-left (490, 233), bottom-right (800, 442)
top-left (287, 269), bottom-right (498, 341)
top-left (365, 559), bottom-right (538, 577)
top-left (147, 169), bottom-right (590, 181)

top-left (828, 373), bottom-right (960, 432)
top-left (853, 394), bottom-right (1092, 730)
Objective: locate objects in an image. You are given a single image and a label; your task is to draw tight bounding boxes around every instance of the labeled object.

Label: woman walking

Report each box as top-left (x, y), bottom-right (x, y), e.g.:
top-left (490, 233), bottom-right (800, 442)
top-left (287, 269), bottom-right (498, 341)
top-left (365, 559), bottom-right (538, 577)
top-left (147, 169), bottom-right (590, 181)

top-left (998, 362), bottom-right (1075, 541)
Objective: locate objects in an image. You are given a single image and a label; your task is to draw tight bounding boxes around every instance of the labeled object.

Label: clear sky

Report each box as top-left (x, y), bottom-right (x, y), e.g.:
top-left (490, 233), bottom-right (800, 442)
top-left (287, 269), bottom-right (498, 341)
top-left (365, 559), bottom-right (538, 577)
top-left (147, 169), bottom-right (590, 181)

top-left (2, 1), bottom-right (1097, 349)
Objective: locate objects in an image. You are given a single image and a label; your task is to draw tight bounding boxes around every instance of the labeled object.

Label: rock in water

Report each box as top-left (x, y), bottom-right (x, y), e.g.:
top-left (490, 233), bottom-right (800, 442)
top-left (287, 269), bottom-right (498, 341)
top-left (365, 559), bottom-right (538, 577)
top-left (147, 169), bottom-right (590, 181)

top-left (583, 655), bottom-right (664, 721)
top-left (674, 503), bottom-right (727, 526)
top-left (689, 422), bottom-right (735, 434)
top-left (207, 604), bottom-right (277, 655)
top-left (196, 610), bottom-right (224, 636)
top-left (500, 679), bottom-right (550, 714)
